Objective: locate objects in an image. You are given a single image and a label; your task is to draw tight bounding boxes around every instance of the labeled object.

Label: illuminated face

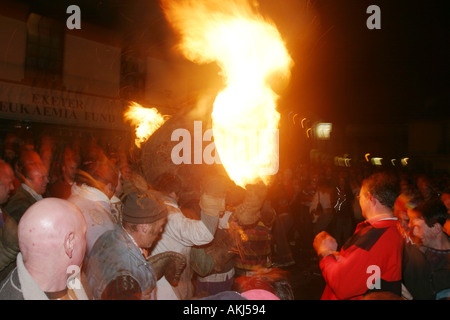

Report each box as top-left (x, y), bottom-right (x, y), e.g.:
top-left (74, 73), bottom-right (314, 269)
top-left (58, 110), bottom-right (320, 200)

top-left (143, 217), bottom-right (167, 249)
top-left (396, 208), bottom-right (411, 235)
top-left (408, 210), bottom-right (432, 246)
top-left (27, 164), bottom-right (49, 196)
top-left (0, 165), bottom-right (15, 204)
top-left (63, 159), bottom-right (78, 183)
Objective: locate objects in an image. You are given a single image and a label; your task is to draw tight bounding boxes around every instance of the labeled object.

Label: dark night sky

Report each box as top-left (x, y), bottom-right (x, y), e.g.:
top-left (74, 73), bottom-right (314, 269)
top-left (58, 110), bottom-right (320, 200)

top-left (15, 0), bottom-right (450, 126)
top-left (277, 0), bottom-right (450, 126)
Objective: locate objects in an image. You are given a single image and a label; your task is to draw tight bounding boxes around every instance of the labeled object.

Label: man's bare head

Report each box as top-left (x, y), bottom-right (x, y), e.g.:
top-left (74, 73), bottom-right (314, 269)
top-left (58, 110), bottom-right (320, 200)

top-left (18, 198), bottom-right (87, 292)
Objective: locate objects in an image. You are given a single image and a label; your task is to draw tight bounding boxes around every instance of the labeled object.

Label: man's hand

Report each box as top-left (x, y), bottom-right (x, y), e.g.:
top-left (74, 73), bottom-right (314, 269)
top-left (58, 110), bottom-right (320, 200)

top-left (199, 193), bottom-right (226, 217)
top-left (313, 231), bottom-right (338, 258)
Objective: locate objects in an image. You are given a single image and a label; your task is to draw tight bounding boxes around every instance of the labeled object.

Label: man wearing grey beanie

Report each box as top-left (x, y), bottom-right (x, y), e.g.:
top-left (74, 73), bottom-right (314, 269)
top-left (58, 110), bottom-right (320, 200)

top-left (83, 191), bottom-right (186, 300)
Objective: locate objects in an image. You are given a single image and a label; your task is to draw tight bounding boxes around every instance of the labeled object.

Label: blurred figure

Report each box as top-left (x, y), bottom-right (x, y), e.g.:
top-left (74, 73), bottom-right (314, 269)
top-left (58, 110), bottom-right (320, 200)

top-left (0, 150), bottom-right (48, 282)
top-left (0, 160), bottom-right (15, 256)
top-left (416, 174), bottom-right (437, 202)
top-left (0, 160), bottom-right (15, 220)
top-left (295, 172), bottom-right (318, 256)
top-left (47, 146), bottom-right (78, 200)
top-left (310, 175), bottom-right (334, 236)
top-left (190, 209), bottom-right (236, 297)
top-left (83, 191), bottom-right (186, 300)
top-left (37, 134), bottom-right (56, 178)
top-left (231, 183), bottom-right (275, 276)
top-left (331, 171), bottom-right (355, 249)
top-left (109, 171), bottom-right (124, 224)
top-left (441, 189), bottom-right (450, 213)
top-left (313, 172), bottom-right (403, 300)
top-left (11, 150), bottom-right (49, 210)
top-left (0, 198), bottom-right (88, 300)
top-left (394, 174), bottom-right (421, 244)
top-left (68, 157), bottom-right (119, 255)
top-left (150, 173), bottom-right (227, 300)
top-left (440, 189), bottom-right (450, 235)
top-left (270, 170), bottom-right (295, 268)
top-left (349, 168), bottom-right (365, 224)
top-left (402, 198), bottom-right (450, 300)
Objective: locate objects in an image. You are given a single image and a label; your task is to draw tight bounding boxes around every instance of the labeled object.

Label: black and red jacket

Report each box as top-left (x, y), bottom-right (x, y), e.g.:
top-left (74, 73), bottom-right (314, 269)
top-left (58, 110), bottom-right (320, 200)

top-left (319, 217), bottom-right (403, 300)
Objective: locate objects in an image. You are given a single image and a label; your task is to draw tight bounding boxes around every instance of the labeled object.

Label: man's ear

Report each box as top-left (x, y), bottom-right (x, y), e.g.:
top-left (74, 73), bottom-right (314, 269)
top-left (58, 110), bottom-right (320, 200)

top-left (64, 232), bottom-right (74, 259)
top-left (367, 192), bottom-right (377, 206)
top-left (430, 222), bottom-right (442, 237)
top-left (138, 224), bottom-right (149, 234)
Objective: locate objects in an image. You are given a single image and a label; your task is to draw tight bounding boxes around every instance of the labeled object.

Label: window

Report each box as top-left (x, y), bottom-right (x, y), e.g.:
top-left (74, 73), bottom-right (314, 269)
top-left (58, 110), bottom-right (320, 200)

top-left (120, 49), bottom-right (146, 100)
top-left (25, 13), bottom-right (64, 87)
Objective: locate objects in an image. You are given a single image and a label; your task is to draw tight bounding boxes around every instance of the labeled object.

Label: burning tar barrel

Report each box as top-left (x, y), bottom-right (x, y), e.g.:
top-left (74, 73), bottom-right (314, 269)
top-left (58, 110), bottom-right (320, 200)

top-left (139, 99), bottom-right (232, 207)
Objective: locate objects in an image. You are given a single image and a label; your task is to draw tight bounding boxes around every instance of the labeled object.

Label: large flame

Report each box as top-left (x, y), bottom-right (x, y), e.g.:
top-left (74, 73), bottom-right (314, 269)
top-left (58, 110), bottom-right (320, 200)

top-left (162, 0), bottom-right (293, 188)
top-left (124, 102), bottom-right (170, 148)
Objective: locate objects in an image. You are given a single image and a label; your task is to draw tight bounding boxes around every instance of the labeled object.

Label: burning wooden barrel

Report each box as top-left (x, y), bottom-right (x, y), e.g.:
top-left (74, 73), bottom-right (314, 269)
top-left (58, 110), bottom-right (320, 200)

top-left (139, 101), bottom-right (230, 206)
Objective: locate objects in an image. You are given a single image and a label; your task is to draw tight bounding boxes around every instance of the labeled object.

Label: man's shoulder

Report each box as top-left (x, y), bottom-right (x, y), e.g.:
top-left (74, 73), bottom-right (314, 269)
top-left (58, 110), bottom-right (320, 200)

top-left (0, 268), bottom-right (24, 300)
top-left (3, 187), bottom-right (36, 223)
top-left (345, 220), bottom-right (402, 252)
top-left (6, 186), bottom-right (34, 203)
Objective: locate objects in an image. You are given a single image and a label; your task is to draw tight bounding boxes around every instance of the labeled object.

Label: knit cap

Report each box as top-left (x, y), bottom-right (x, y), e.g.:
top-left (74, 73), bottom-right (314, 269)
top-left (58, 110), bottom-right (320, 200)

top-left (122, 192), bottom-right (167, 224)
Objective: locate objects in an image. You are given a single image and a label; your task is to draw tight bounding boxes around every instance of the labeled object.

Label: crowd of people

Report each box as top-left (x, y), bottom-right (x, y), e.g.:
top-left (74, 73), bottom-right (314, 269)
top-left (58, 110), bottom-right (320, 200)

top-left (0, 128), bottom-right (448, 300)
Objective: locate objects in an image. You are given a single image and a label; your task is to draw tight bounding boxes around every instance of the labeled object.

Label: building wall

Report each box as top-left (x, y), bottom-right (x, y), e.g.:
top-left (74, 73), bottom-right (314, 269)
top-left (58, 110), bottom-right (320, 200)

top-left (0, 14), bottom-right (27, 82)
top-left (0, 7), bottom-right (189, 132)
top-left (64, 34), bottom-right (121, 97)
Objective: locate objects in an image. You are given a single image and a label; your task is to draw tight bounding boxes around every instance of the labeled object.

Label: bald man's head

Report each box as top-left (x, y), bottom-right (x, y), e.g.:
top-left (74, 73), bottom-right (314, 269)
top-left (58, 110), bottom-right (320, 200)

top-left (18, 198), bottom-right (87, 271)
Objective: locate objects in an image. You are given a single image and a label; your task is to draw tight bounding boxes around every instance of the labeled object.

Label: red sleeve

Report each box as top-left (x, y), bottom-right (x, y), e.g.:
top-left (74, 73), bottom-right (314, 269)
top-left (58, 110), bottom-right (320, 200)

top-left (319, 248), bottom-right (372, 299)
top-left (319, 225), bottom-right (403, 300)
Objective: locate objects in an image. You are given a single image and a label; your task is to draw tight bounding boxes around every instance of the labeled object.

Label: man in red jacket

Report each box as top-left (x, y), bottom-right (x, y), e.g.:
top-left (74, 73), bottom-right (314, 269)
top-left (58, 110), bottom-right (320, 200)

top-left (313, 172), bottom-right (403, 300)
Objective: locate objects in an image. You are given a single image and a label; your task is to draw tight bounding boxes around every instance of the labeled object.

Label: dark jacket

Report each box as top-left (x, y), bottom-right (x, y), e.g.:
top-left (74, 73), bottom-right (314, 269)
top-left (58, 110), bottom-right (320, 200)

top-left (3, 185), bottom-right (38, 224)
top-left (84, 225), bottom-right (158, 300)
top-left (0, 185), bottom-right (38, 281)
top-left (402, 240), bottom-right (450, 300)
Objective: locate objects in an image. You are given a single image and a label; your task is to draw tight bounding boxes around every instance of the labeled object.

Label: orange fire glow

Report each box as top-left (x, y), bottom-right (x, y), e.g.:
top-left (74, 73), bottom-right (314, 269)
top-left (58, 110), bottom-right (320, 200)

top-left (124, 102), bottom-right (170, 148)
top-left (162, 0), bottom-right (293, 188)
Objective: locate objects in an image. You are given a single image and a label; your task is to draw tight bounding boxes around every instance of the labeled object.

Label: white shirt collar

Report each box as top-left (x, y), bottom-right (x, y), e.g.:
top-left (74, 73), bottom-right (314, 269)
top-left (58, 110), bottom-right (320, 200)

top-left (71, 183), bottom-right (110, 203)
top-left (21, 183), bottom-right (43, 201)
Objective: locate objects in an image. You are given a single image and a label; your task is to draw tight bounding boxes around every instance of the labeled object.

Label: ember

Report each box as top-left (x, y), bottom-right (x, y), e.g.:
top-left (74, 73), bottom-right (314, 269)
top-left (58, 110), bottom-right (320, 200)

top-left (124, 102), bottom-right (170, 148)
